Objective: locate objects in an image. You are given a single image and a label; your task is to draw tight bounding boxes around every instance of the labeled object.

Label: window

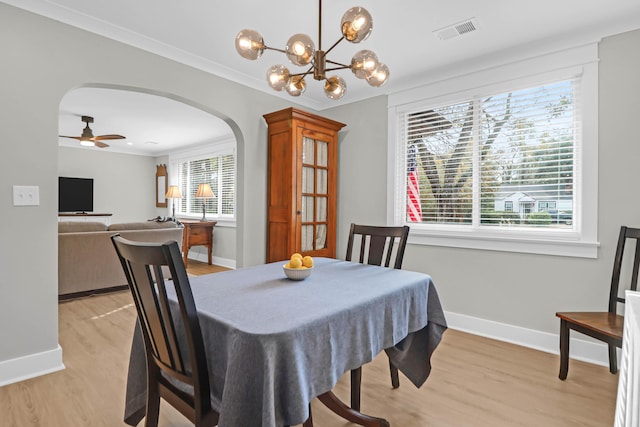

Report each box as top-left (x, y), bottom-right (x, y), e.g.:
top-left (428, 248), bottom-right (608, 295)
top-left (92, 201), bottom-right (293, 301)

top-left (169, 141), bottom-right (235, 222)
top-left (538, 201), bottom-right (556, 212)
top-left (401, 79), bottom-right (576, 229)
top-left (388, 44), bottom-right (599, 257)
top-left (504, 201), bottom-right (513, 212)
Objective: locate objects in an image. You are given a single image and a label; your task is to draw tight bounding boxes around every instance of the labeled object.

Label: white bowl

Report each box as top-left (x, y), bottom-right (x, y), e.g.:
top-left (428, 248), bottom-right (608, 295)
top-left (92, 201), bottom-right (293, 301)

top-left (283, 265), bottom-right (313, 280)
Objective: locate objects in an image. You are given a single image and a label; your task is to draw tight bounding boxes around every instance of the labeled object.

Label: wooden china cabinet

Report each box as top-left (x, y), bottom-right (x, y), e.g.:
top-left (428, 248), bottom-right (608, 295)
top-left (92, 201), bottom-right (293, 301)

top-left (263, 107), bottom-right (346, 263)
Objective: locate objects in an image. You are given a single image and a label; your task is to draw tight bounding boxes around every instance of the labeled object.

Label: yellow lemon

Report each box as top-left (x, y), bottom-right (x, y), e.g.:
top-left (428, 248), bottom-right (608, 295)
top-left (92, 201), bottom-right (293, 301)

top-left (289, 257), bottom-right (303, 269)
top-left (291, 253), bottom-right (303, 261)
top-left (284, 262), bottom-right (292, 268)
top-left (302, 256), bottom-right (314, 268)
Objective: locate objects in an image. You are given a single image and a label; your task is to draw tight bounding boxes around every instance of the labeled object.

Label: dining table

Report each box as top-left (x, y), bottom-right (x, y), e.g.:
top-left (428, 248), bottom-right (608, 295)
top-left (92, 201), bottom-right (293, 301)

top-left (123, 257), bottom-right (447, 427)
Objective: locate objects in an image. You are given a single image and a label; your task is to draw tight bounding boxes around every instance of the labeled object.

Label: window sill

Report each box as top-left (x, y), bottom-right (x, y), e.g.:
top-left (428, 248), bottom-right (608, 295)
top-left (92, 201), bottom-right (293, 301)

top-left (407, 227), bottom-right (599, 258)
top-left (176, 216), bottom-right (236, 228)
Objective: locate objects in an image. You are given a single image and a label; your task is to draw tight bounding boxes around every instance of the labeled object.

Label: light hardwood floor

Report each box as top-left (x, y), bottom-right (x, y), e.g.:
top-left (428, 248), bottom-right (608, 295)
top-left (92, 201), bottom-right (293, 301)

top-left (0, 260), bottom-right (619, 427)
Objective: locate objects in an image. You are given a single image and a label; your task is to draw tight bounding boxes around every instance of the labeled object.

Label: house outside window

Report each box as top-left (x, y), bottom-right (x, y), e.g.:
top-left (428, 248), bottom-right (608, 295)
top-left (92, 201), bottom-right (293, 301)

top-left (169, 140), bottom-right (235, 223)
top-left (388, 44), bottom-right (599, 257)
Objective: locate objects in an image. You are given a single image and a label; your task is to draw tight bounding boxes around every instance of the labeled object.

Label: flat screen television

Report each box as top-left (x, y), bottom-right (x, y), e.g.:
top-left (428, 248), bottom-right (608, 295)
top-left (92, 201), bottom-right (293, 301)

top-left (58, 177), bottom-right (94, 213)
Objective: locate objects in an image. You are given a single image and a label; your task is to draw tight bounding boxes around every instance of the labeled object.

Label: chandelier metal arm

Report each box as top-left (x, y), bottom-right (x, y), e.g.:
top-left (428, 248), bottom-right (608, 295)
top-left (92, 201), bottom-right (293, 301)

top-left (263, 46), bottom-right (287, 55)
top-left (325, 59), bottom-right (350, 68)
top-left (323, 36), bottom-right (345, 57)
top-left (290, 66), bottom-right (315, 78)
top-left (324, 66), bottom-right (351, 73)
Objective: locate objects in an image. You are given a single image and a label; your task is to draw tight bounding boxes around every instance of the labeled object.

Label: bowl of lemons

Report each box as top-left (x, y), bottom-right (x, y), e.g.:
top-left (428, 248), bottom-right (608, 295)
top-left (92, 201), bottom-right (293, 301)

top-left (283, 253), bottom-right (314, 280)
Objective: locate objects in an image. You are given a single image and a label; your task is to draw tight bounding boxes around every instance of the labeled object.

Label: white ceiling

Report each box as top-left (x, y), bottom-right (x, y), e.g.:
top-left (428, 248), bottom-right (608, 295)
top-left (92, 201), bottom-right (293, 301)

top-left (7, 0), bottom-right (640, 155)
top-left (58, 87), bottom-right (233, 156)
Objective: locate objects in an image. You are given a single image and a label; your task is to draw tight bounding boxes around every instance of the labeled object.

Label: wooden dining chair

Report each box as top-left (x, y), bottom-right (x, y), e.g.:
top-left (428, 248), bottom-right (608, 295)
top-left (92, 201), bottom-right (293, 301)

top-left (111, 235), bottom-right (219, 427)
top-left (346, 223), bottom-right (410, 411)
top-left (556, 226), bottom-right (640, 380)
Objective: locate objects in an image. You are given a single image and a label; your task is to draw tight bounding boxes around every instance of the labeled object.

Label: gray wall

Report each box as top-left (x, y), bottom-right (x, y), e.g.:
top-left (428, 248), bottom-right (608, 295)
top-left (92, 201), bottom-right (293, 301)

top-left (325, 30), bottom-right (640, 339)
top-left (58, 147), bottom-right (158, 223)
top-left (2, 1), bottom-right (640, 379)
top-left (0, 3), bottom-right (294, 369)
top-left (324, 95), bottom-right (390, 253)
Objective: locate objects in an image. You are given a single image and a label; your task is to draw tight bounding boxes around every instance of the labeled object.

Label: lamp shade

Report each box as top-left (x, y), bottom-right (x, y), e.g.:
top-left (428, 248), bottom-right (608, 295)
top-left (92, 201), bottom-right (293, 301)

top-left (324, 76), bottom-right (347, 100)
top-left (285, 75), bottom-right (307, 96)
top-left (235, 29), bottom-right (265, 60)
top-left (351, 50), bottom-right (378, 79)
top-left (286, 33), bottom-right (315, 66)
top-left (341, 7), bottom-right (373, 43)
top-left (366, 63), bottom-right (390, 87)
top-left (266, 65), bottom-right (291, 91)
top-left (165, 185), bottom-right (183, 199)
top-left (195, 183), bottom-right (215, 198)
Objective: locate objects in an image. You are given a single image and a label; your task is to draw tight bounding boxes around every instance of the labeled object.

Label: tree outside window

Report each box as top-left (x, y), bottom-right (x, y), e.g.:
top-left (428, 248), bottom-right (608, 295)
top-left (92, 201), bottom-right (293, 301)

top-left (403, 80), bottom-right (575, 229)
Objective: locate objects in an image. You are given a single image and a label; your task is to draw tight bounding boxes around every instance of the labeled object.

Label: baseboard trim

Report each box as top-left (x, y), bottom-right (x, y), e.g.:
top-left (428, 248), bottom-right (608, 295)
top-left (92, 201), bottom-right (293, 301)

top-left (211, 256), bottom-right (235, 269)
top-left (187, 252), bottom-right (236, 269)
top-left (444, 311), bottom-right (611, 367)
top-left (0, 345), bottom-right (65, 387)
top-left (58, 285), bottom-right (129, 301)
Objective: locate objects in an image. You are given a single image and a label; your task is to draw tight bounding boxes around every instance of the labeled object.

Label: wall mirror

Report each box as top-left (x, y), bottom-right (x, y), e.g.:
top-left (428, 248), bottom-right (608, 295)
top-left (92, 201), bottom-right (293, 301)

top-left (156, 164), bottom-right (168, 207)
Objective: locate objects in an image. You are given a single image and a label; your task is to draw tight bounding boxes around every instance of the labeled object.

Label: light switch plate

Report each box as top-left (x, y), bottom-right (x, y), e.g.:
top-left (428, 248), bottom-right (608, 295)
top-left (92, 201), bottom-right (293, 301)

top-left (13, 185), bottom-right (40, 206)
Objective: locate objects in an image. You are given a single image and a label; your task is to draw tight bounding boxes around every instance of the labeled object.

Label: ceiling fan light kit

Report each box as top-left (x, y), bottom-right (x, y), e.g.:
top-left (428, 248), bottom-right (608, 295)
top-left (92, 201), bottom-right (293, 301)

top-left (235, 0), bottom-right (389, 100)
top-left (59, 115), bottom-right (126, 148)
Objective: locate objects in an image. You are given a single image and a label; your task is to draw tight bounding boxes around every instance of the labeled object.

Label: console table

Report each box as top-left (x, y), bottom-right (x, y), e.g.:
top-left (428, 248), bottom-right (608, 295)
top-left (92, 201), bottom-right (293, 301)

top-left (58, 213), bottom-right (112, 226)
top-left (180, 219), bottom-right (216, 267)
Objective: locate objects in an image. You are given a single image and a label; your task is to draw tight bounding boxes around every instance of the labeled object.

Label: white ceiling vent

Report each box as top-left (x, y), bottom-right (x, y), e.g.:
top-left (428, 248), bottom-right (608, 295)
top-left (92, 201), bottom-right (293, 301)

top-left (434, 18), bottom-right (479, 41)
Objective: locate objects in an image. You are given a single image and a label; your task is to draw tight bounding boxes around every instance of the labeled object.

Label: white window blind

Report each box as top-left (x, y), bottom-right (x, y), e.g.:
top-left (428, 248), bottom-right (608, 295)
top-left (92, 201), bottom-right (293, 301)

top-left (174, 151), bottom-right (235, 219)
top-left (400, 78), bottom-right (578, 230)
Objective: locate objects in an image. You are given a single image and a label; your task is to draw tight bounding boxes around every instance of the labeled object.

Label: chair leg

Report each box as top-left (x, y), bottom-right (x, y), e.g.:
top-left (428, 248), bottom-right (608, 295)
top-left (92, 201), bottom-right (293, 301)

top-left (145, 380), bottom-right (161, 427)
top-left (350, 367), bottom-right (362, 411)
top-left (559, 319), bottom-right (569, 380)
top-left (608, 344), bottom-right (618, 374)
top-left (389, 358), bottom-right (400, 389)
top-left (302, 403), bottom-right (314, 427)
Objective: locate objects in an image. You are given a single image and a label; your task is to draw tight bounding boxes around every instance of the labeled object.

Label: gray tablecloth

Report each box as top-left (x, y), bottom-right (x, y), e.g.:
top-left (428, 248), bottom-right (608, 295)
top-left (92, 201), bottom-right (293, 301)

top-left (124, 257), bottom-right (447, 427)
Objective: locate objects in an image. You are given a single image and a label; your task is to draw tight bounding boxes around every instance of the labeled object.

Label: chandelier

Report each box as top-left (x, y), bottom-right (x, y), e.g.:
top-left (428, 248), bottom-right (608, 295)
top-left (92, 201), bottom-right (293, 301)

top-left (234, 0), bottom-right (389, 100)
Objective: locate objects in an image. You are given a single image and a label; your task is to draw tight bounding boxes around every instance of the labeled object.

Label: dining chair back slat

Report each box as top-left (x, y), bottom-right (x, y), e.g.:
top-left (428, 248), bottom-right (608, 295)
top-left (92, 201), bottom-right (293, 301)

top-left (346, 224), bottom-right (410, 269)
top-left (610, 226), bottom-right (640, 311)
top-left (111, 234), bottom-right (218, 427)
top-left (128, 260), bottom-right (186, 374)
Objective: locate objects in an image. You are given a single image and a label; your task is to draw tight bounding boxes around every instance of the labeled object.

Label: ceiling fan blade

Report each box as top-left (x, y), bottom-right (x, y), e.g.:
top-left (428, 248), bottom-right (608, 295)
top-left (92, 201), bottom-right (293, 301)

top-left (61, 117), bottom-right (123, 148)
top-left (94, 134), bottom-right (125, 140)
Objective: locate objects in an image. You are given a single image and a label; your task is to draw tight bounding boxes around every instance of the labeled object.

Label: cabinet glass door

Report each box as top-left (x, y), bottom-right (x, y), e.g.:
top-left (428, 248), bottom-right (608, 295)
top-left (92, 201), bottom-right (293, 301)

top-left (301, 136), bottom-right (329, 252)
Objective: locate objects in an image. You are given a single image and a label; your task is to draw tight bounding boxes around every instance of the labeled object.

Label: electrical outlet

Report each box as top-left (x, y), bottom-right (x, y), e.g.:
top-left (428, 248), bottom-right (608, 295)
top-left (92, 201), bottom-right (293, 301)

top-left (13, 185), bottom-right (40, 206)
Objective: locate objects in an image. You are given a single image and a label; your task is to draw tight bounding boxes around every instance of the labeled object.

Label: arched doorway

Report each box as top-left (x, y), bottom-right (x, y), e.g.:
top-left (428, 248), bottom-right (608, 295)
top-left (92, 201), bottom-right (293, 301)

top-left (58, 84), bottom-right (243, 268)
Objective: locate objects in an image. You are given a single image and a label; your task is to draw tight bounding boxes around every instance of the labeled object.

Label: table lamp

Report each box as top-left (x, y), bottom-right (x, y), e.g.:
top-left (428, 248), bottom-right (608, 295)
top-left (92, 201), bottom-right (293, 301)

top-left (195, 183), bottom-right (215, 221)
top-left (165, 185), bottom-right (183, 221)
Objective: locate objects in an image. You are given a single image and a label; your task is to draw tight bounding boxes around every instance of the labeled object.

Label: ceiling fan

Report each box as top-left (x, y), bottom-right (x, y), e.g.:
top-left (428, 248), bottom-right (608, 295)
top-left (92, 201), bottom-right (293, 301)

top-left (59, 115), bottom-right (125, 148)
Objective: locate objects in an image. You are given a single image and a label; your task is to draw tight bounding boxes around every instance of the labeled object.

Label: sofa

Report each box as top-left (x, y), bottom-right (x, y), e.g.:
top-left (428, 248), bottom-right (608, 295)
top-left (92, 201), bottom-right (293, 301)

top-left (58, 221), bottom-right (184, 299)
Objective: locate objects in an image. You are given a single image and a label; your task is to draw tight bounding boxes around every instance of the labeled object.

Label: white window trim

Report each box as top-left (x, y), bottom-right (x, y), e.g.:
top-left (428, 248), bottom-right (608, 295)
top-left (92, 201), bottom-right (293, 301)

top-left (168, 139), bottom-right (237, 226)
top-left (387, 43), bottom-right (599, 258)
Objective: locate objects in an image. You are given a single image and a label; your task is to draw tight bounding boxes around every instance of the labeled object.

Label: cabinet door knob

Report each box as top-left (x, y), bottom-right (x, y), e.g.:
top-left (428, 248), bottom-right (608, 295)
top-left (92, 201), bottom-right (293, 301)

top-left (296, 210), bottom-right (301, 215)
